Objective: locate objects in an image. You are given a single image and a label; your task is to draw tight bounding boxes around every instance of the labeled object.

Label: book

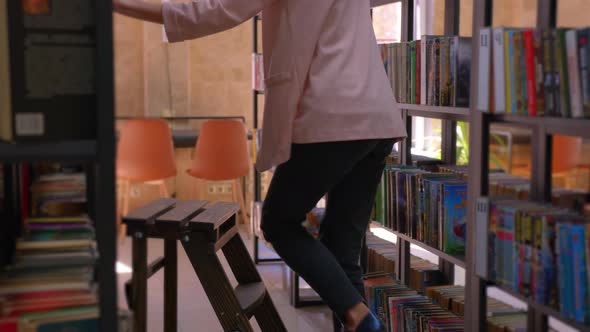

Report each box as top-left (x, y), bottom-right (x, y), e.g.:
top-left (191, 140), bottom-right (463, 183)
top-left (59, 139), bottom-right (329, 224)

top-left (416, 40), bottom-right (421, 105)
top-left (566, 29), bottom-right (584, 118)
top-left (410, 41), bottom-right (416, 104)
top-left (533, 29), bottom-right (546, 116)
top-left (555, 28), bottom-right (571, 117)
top-left (441, 182), bottom-right (467, 254)
top-left (579, 28), bottom-right (590, 117)
top-left (513, 31), bottom-right (527, 115)
top-left (439, 37), bottom-right (451, 106)
top-left (477, 28), bottom-right (492, 113)
top-left (524, 30), bottom-right (537, 115)
top-left (493, 27), bottom-right (506, 113)
top-left (543, 29), bottom-right (557, 116)
top-left (505, 30), bottom-right (517, 114)
top-left (454, 37), bottom-right (472, 108)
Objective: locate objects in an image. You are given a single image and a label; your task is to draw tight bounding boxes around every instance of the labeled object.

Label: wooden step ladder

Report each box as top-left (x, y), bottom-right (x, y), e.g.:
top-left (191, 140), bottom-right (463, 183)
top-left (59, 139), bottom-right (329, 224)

top-left (123, 199), bottom-right (287, 332)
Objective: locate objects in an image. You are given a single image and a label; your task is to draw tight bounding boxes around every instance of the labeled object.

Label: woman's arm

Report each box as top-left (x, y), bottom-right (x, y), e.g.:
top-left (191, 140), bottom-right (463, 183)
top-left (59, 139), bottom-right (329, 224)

top-left (113, 0), bottom-right (164, 24)
top-left (113, 0), bottom-right (273, 43)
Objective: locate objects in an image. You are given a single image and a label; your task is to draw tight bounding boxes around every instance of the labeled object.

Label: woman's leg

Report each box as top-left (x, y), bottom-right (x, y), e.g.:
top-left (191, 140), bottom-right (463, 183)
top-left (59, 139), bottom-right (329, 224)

top-left (319, 139), bottom-right (394, 299)
top-left (260, 139), bottom-right (393, 321)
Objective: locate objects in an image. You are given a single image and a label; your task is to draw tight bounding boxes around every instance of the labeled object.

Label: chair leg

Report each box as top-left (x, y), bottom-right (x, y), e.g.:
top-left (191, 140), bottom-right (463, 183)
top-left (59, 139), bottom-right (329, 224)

top-left (119, 179), bottom-right (131, 242)
top-left (159, 180), bottom-right (169, 198)
top-left (233, 179), bottom-right (250, 236)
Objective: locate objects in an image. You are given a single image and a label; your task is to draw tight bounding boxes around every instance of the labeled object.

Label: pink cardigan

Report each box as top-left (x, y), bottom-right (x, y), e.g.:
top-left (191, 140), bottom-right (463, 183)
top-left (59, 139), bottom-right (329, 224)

top-left (163, 0), bottom-right (406, 171)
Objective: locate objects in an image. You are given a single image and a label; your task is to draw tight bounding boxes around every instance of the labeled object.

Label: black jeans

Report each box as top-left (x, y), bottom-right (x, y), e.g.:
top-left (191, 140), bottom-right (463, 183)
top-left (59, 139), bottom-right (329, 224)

top-left (260, 138), bottom-right (395, 319)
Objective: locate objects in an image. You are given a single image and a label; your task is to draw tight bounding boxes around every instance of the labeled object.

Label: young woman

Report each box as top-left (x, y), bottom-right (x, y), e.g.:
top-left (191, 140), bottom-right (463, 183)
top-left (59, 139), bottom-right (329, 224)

top-left (113, 0), bottom-right (406, 330)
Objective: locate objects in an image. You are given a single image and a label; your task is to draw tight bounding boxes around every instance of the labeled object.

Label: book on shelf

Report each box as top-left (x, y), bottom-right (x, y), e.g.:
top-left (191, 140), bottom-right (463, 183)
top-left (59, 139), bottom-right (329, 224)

top-left (251, 53), bottom-right (265, 92)
top-left (374, 164), bottom-right (467, 255)
top-left (478, 198), bottom-right (590, 324)
top-left (379, 35), bottom-right (471, 107)
top-left (482, 26), bottom-right (590, 118)
top-left (364, 234), bottom-right (533, 331)
top-left (0, 0), bottom-right (98, 142)
top-left (364, 275), bottom-right (464, 332)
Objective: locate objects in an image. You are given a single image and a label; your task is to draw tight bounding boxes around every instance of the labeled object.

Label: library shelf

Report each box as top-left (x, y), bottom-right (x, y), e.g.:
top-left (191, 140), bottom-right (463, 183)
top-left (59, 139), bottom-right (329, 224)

top-left (490, 114), bottom-right (590, 139)
top-left (489, 283), bottom-right (590, 332)
top-left (398, 104), bottom-right (470, 121)
top-left (0, 140), bottom-right (97, 162)
top-left (388, 228), bottom-right (466, 268)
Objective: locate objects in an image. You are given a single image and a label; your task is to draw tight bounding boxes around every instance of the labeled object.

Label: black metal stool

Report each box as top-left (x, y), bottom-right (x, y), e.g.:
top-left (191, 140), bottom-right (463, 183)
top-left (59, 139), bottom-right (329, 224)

top-left (123, 199), bottom-right (286, 332)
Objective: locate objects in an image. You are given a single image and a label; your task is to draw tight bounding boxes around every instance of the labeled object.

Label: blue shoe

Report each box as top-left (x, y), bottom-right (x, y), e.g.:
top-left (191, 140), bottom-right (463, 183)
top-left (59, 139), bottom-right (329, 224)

top-left (355, 312), bottom-right (386, 332)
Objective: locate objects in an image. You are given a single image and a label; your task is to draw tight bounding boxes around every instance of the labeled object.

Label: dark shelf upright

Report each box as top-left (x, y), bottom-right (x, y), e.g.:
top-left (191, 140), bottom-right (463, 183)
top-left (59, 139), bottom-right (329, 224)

top-left (95, 0), bottom-right (118, 331)
top-left (0, 1), bottom-right (118, 331)
top-left (252, 15), bottom-right (282, 265)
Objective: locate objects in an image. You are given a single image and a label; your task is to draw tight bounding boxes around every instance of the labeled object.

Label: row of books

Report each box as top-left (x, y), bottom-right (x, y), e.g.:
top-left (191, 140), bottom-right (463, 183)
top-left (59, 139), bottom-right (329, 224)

top-left (365, 236), bottom-right (536, 332)
top-left (365, 230), bottom-right (448, 293)
top-left (485, 199), bottom-right (590, 324)
top-left (379, 36), bottom-right (472, 107)
top-left (374, 164), bottom-right (468, 254)
top-left (0, 164), bottom-right (107, 331)
top-left (30, 172), bottom-right (86, 218)
top-left (0, 215), bottom-right (99, 331)
top-left (479, 26), bottom-right (590, 117)
top-left (364, 275), bottom-right (464, 332)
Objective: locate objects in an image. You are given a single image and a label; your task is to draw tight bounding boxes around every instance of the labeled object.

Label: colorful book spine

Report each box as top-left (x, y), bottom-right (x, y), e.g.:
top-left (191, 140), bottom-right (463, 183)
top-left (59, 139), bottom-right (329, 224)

top-left (533, 30), bottom-right (546, 116)
top-left (570, 223), bottom-right (588, 323)
top-left (442, 183), bottom-right (467, 254)
top-left (493, 27), bottom-right (506, 113)
top-left (555, 29), bottom-right (571, 117)
top-left (420, 37), bottom-right (428, 105)
top-left (513, 32), bottom-right (525, 115)
top-left (566, 29), bottom-right (584, 118)
top-left (579, 28), bottom-right (590, 117)
top-left (410, 41), bottom-right (416, 104)
top-left (524, 30), bottom-right (537, 115)
top-left (455, 37), bottom-right (472, 108)
top-left (416, 40), bottom-right (421, 105)
top-left (439, 37), bottom-right (450, 106)
top-left (478, 28), bottom-right (492, 112)
top-left (558, 222), bottom-right (573, 319)
top-left (543, 30), bottom-right (557, 116)
top-left (505, 30), bottom-right (517, 114)
top-left (432, 38), bottom-right (441, 106)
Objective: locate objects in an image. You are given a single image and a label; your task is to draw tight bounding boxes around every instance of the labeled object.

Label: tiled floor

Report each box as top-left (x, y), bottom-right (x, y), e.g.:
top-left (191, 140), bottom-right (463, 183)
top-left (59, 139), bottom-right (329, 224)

top-left (116, 229), bottom-right (333, 332)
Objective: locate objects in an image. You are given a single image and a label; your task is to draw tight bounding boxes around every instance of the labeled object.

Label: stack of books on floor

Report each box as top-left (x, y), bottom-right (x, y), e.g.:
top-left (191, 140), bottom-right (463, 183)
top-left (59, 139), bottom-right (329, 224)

top-left (374, 164), bottom-right (468, 255)
top-left (479, 27), bottom-right (590, 117)
top-left (364, 275), bottom-right (464, 331)
top-left (0, 164), bottom-right (102, 331)
top-left (484, 199), bottom-right (590, 324)
top-left (29, 170), bottom-right (86, 218)
top-left (379, 36), bottom-right (472, 107)
top-left (0, 215), bottom-right (99, 331)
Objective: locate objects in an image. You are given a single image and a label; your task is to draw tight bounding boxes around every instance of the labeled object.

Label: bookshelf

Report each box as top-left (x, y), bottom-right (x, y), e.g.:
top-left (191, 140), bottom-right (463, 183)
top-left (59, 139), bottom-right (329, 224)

top-left (390, 0), bottom-right (466, 294)
top-left (0, 1), bottom-right (118, 331)
top-left (466, 0), bottom-right (590, 332)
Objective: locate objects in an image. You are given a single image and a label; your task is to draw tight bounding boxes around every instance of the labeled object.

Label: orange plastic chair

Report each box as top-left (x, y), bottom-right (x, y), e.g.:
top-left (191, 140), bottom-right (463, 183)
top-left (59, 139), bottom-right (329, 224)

top-left (187, 120), bottom-right (250, 227)
top-left (117, 119), bottom-right (177, 236)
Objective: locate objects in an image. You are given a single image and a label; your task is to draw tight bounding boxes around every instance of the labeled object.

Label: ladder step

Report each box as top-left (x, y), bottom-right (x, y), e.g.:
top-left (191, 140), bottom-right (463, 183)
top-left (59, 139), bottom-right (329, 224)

top-left (234, 282), bottom-right (267, 317)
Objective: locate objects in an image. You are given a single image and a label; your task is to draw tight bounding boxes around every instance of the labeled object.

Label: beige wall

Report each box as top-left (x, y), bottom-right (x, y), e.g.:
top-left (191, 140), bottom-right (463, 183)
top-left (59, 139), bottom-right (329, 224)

top-left (113, 11), bottom-right (255, 222)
